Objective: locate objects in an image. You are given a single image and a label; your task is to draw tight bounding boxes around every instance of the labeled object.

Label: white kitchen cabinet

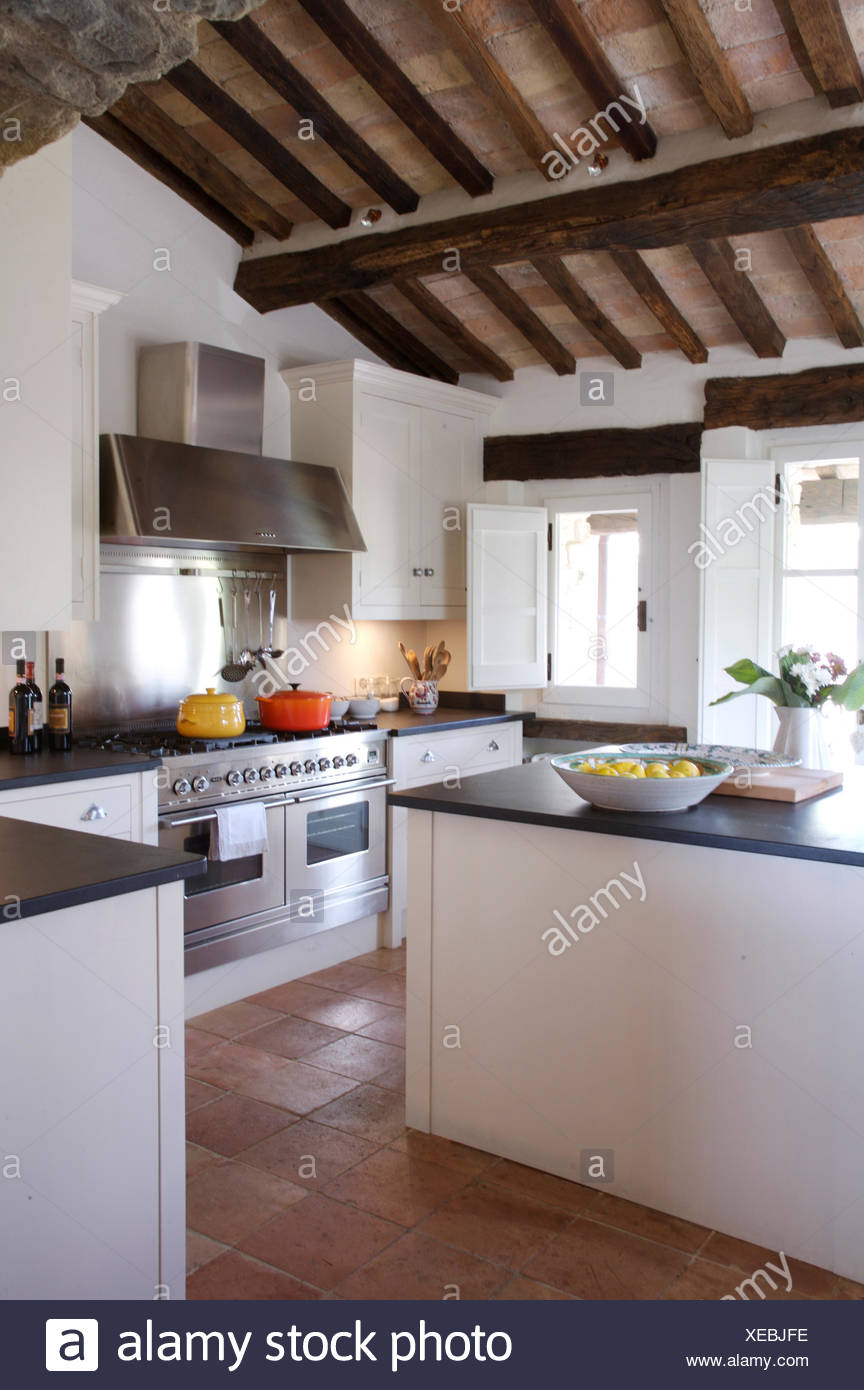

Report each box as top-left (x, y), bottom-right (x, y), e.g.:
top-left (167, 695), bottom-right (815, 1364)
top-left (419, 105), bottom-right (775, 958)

top-left (467, 503), bottom-right (548, 689)
top-left (384, 720), bottom-right (522, 947)
top-left (283, 360), bottom-right (496, 621)
top-left (0, 769), bottom-right (159, 845)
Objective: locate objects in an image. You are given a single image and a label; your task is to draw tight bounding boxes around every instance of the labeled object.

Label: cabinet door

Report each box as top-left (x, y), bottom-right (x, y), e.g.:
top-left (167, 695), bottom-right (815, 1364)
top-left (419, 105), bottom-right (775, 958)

top-left (419, 408), bottom-right (474, 609)
top-left (468, 503), bottom-right (548, 689)
top-left (354, 394), bottom-right (422, 611)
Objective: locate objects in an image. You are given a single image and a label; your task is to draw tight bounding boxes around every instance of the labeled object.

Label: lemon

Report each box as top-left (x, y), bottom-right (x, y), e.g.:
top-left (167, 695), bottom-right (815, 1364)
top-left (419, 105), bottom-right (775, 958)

top-left (668, 770), bottom-right (688, 778)
top-left (671, 759), bottom-right (701, 778)
top-left (617, 771), bottom-right (638, 778)
top-left (645, 764), bottom-right (671, 779)
top-left (594, 766), bottom-right (618, 777)
top-left (629, 763), bottom-right (647, 778)
top-left (612, 759), bottom-right (636, 773)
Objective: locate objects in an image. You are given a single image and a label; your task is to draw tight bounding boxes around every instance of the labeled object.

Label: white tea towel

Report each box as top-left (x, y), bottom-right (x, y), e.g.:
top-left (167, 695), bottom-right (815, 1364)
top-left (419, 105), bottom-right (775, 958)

top-left (210, 802), bottom-right (269, 861)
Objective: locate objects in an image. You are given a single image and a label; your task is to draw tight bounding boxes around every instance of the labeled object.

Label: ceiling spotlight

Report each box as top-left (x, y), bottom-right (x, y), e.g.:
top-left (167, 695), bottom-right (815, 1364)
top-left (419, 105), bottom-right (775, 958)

top-left (360, 207), bottom-right (383, 226)
top-left (587, 151), bottom-right (609, 177)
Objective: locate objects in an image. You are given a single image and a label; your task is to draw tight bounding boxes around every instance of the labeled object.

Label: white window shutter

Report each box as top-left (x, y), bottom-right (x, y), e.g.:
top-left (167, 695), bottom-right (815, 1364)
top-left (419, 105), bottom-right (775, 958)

top-left (698, 460), bottom-right (776, 748)
top-left (468, 503), bottom-right (547, 689)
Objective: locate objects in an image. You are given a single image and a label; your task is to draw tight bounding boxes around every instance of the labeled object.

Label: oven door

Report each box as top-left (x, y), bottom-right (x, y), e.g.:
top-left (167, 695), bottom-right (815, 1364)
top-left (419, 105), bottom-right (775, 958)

top-left (285, 778), bottom-right (390, 900)
top-left (159, 800), bottom-right (286, 935)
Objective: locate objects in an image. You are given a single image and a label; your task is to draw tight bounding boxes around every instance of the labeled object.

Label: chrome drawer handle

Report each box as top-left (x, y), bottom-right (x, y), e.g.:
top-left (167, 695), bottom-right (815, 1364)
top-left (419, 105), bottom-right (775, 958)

top-left (421, 749), bottom-right (438, 763)
top-left (423, 568), bottom-right (434, 576)
top-left (81, 804), bottom-right (108, 821)
top-left (486, 739), bottom-right (500, 752)
top-left (412, 567), bottom-right (423, 576)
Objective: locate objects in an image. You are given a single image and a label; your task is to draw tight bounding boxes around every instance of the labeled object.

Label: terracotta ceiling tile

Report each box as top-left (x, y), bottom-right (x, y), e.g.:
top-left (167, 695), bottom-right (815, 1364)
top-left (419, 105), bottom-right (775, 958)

top-left (256, 0), bottom-right (327, 56)
top-left (195, 25), bottom-right (249, 82)
top-left (650, 101), bottom-right (713, 135)
top-left (603, 22), bottom-right (685, 76)
top-left (222, 69), bottom-right (285, 112)
top-left (701, 0), bottom-right (785, 48)
top-left (632, 330), bottom-right (678, 352)
top-left (742, 70), bottom-right (815, 109)
top-left (291, 46), bottom-right (357, 89)
top-left (509, 346), bottom-right (545, 367)
top-left (467, 0), bottom-right (540, 42)
top-left (489, 25), bottom-right (576, 93)
top-left (143, 83), bottom-right (203, 128)
top-left (399, 50), bottom-right (474, 95)
top-left (816, 217), bottom-right (864, 241)
top-left (724, 33), bottom-right (800, 84)
top-left (579, 0), bottom-right (667, 41)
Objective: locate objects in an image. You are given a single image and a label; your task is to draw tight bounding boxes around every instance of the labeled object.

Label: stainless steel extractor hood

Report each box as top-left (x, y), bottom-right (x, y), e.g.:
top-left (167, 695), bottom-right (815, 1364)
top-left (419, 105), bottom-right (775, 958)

top-left (100, 341), bottom-right (366, 553)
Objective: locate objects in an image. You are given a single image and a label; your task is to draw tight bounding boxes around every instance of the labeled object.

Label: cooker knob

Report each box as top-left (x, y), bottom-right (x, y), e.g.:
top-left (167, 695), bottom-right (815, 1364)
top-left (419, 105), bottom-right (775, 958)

top-left (259, 766), bottom-right (275, 782)
top-left (191, 776), bottom-right (210, 794)
top-left (226, 770), bottom-right (243, 787)
top-left (318, 758), bottom-right (332, 771)
top-left (304, 760), bottom-right (316, 774)
top-left (274, 764), bottom-right (288, 779)
top-left (346, 754), bottom-right (358, 767)
top-left (244, 768), bottom-right (260, 784)
top-left (290, 762), bottom-right (302, 776)
top-left (332, 756), bottom-right (345, 769)
top-left (173, 777), bottom-right (192, 796)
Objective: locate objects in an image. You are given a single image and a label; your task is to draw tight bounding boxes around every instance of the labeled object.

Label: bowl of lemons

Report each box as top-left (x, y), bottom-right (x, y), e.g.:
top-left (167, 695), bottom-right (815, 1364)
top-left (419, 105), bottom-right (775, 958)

top-left (549, 750), bottom-right (733, 812)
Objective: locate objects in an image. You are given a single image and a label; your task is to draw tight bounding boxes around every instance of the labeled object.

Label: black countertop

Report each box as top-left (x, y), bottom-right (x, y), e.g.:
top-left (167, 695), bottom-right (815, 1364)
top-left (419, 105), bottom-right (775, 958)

top-left (0, 747), bottom-right (162, 792)
top-left (0, 816), bottom-right (205, 919)
top-left (376, 708), bottom-right (528, 736)
top-left (389, 760), bottom-right (864, 867)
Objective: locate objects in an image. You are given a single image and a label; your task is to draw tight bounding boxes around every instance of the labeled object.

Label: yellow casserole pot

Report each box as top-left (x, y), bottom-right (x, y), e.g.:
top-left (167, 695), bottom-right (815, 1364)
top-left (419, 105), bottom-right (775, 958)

top-left (177, 687), bottom-right (246, 739)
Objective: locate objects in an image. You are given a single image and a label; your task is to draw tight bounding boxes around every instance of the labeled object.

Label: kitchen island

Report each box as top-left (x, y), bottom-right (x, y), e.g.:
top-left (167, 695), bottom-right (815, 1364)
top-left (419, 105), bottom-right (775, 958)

top-left (392, 762), bottom-right (864, 1285)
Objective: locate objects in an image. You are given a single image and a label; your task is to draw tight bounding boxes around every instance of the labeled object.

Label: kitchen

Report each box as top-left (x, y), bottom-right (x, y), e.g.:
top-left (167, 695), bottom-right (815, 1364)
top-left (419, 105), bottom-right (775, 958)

top-left (2, 0), bottom-right (864, 1314)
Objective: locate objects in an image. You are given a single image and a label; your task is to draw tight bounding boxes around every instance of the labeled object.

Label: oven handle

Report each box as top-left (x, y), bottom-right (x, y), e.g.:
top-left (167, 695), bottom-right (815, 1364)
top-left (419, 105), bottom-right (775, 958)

top-left (294, 777), bottom-right (396, 804)
top-left (159, 797), bottom-right (297, 829)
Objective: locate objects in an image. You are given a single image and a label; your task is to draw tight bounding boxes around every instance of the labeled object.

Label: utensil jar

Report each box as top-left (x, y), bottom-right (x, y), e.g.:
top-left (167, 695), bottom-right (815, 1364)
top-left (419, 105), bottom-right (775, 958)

top-left (400, 677), bottom-right (439, 714)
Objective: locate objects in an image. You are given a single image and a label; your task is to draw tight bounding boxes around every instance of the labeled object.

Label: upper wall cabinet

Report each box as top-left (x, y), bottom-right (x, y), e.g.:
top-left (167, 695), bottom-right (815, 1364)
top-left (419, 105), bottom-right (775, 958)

top-left (282, 360), bottom-right (496, 621)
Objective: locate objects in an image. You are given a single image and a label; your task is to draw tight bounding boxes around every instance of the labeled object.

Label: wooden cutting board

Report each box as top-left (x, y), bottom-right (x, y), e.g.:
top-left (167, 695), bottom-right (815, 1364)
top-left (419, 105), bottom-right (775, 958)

top-left (711, 767), bottom-right (843, 802)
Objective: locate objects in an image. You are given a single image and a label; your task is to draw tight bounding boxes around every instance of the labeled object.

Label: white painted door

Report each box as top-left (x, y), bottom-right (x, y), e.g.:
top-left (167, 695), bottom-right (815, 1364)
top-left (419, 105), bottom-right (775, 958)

top-left (468, 503), bottom-right (548, 689)
top-left (419, 407), bottom-right (473, 608)
top-left (354, 393), bottom-right (422, 611)
top-left (698, 459), bottom-right (776, 748)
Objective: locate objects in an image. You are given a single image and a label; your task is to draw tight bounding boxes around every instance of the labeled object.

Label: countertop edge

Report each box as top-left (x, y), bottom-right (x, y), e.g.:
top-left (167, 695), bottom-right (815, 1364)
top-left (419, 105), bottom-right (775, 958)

top-left (381, 711), bottom-right (529, 736)
top-left (16, 857), bottom-right (207, 920)
top-left (0, 755), bottom-right (162, 791)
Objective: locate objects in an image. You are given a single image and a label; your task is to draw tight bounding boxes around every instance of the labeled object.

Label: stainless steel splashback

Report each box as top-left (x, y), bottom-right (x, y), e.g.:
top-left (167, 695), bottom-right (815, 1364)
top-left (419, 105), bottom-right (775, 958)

top-left (53, 547), bottom-right (287, 729)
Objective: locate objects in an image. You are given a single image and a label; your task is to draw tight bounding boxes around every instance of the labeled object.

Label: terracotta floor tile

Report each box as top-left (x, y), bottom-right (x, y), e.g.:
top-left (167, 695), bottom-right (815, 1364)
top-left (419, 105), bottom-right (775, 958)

top-left (834, 1276), bottom-right (864, 1299)
top-left (241, 1118), bottom-right (379, 1187)
top-left (190, 1001), bottom-right (281, 1038)
top-left (186, 1093), bottom-right (296, 1158)
top-left (323, 1148), bottom-right (469, 1225)
top-left (186, 1040), bottom-right (288, 1092)
top-left (344, 972), bottom-right (406, 1007)
top-left (303, 1033), bottom-right (404, 1082)
top-left (246, 980), bottom-right (341, 1014)
top-left (418, 1182), bottom-right (572, 1269)
top-left (300, 962), bottom-right (383, 993)
top-left (186, 1231), bottom-right (226, 1275)
top-left (352, 947), bottom-right (406, 973)
top-left (524, 1217), bottom-right (689, 1300)
top-left (186, 1142), bottom-right (220, 1177)
top-left (587, 1192), bottom-right (711, 1253)
top-left (496, 1276), bottom-right (576, 1299)
top-left (313, 1084), bottom-right (406, 1144)
top-left (357, 1012), bottom-right (406, 1046)
top-left (240, 1193), bottom-right (402, 1289)
top-left (390, 1131), bottom-right (498, 1175)
top-left (241, 1015), bottom-right (347, 1059)
top-left (187, 1249), bottom-right (320, 1300)
top-left (186, 1077), bottom-right (224, 1112)
top-left (185, 1027), bottom-right (223, 1065)
top-left (664, 1258), bottom-right (756, 1300)
top-left (700, 1232), bottom-right (835, 1297)
top-left (484, 1159), bottom-right (597, 1215)
top-left (336, 1231), bottom-right (508, 1300)
top-left (187, 1158), bottom-right (306, 1244)
top-left (370, 1056), bottom-right (406, 1092)
top-left (235, 1059), bottom-right (358, 1113)
top-left (293, 989), bottom-right (398, 1032)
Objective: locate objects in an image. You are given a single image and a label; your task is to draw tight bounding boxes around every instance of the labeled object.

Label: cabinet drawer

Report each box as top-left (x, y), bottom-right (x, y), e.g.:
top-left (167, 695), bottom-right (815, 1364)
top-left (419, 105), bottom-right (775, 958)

top-left (0, 783), bottom-right (133, 838)
top-left (393, 724), bottom-right (521, 788)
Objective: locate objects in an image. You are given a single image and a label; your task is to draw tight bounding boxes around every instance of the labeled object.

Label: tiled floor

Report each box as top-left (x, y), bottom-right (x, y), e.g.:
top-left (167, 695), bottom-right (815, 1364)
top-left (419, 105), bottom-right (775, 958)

top-left (185, 948), bottom-right (862, 1301)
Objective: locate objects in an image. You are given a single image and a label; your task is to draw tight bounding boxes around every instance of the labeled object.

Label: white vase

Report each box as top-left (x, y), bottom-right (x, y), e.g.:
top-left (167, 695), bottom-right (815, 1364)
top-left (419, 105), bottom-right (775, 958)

top-left (772, 706), bottom-right (830, 769)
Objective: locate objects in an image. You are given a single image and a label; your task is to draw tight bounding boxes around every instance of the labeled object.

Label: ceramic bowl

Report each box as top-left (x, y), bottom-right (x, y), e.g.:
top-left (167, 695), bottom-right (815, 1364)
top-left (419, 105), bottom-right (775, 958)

top-left (550, 751), bottom-right (733, 813)
top-left (329, 698), bottom-right (350, 718)
top-left (348, 697), bottom-right (380, 718)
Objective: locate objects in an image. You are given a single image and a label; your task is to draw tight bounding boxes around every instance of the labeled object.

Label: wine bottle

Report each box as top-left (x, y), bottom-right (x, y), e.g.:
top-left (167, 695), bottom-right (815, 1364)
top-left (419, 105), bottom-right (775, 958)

top-left (8, 659), bottom-right (36, 755)
top-left (48, 657), bottom-right (72, 752)
top-left (25, 660), bottom-right (43, 753)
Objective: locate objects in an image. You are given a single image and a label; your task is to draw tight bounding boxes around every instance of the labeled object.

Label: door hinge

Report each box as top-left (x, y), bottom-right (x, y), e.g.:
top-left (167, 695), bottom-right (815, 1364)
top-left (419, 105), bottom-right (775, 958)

top-left (637, 600), bottom-right (648, 632)
top-left (547, 652), bottom-right (552, 681)
top-left (547, 522), bottom-right (553, 551)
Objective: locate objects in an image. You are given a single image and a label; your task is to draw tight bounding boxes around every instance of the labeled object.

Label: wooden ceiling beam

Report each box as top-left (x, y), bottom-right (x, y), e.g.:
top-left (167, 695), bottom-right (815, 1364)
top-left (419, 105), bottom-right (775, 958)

top-left (165, 61), bottom-right (351, 230)
top-left (466, 267), bottom-right (576, 375)
top-left (82, 112), bottom-right (255, 246)
top-left (233, 127), bottom-right (864, 311)
top-left (394, 277), bottom-right (514, 381)
top-left (787, 0), bottom-right (864, 107)
top-left (610, 250), bottom-right (708, 363)
top-left (319, 291), bottom-right (460, 384)
top-left (784, 224), bottom-right (864, 348)
top-left (111, 86), bottom-right (293, 242)
top-left (532, 257), bottom-right (641, 368)
top-left (705, 362), bottom-right (864, 430)
top-left (484, 423), bottom-right (703, 481)
top-left (689, 238), bottom-right (786, 358)
top-left (657, 0), bottom-right (753, 138)
top-left (211, 17), bottom-right (419, 215)
top-left (295, 0), bottom-right (493, 197)
top-left (525, 0), bottom-right (657, 162)
top-left (412, 0), bottom-right (555, 178)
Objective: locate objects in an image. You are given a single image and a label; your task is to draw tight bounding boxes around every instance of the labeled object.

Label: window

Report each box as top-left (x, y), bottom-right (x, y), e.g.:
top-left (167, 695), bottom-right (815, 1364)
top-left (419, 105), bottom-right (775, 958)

top-left (547, 489), bottom-right (653, 710)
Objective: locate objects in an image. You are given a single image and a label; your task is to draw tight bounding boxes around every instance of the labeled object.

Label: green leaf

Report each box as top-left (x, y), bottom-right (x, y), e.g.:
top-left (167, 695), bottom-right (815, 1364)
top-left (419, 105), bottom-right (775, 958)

top-left (830, 661), bottom-right (864, 711)
top-left (710, 675), bottom-right (789, 707)
top-left (723, 658), bottom-right (775, 686)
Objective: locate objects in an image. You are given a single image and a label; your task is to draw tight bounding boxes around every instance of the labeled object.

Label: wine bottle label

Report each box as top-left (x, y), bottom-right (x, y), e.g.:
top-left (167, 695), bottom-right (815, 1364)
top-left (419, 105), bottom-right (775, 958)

top-left (49, 707), bottom-right (70, 732)
top-left (27, 708), bottom-right (35, 735)
top-left (8, 706), bottom-right (14, 736)
top-left (32, 700), bottom-right (43, 732)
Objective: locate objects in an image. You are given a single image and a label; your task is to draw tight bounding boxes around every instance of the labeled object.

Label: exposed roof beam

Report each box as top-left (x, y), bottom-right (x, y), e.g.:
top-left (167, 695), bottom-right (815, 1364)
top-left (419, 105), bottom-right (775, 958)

top-left (82, 111), bottom-right (254, 246)
top-left (705, 362), bottom-right (864, 430)
top-left (111, 86), bottom-right (293, 242)
top-left (233, 127), bottom-right (864, 311)
top-left (394, 277), bottom-right (514, 381)
top-left (466, 267), bottom-right (576, 375)
top-left (412, 0), bottom-right (555, 178)
top-left (787, 0), bottom-right (864, 107)
top-left (657, 0), bottom-right (753, 138)
top-left (319, 291), bottom-right (459, 384)
top-left (165, 60), bottom-right (351, 230)
top-left (484, 423), bottom-right (703, 481)
top-left (525, 0), bottom-right (657, 162)
top-left (609, 250), bottom-right (708, 363)
top-left (689, 238), bottom-right (786, 358)
top-left (532, 256), bottom-right (641, 368)
top-left (294, 0), bottom-right (493, 197)
top-left (784, 224), bottom-right (864, 348)
top-left (210, 17), bottom-right (419, 215)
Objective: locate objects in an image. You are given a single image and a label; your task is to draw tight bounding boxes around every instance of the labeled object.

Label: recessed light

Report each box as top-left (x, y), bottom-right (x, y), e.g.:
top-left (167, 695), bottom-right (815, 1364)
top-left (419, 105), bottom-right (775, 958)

top-left (360, 208), bottom-right (383, 226)
top-left (587, 152), bottom-right (609, 177)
